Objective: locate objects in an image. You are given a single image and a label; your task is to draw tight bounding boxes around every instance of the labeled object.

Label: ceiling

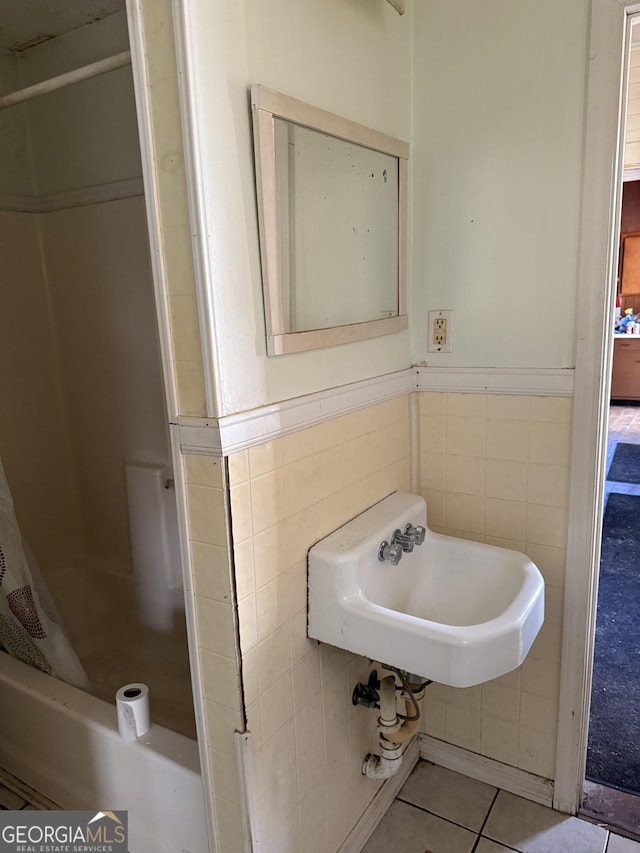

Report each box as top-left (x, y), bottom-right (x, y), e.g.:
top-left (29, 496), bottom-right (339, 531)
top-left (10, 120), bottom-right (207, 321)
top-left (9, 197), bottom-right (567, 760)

top-left (0, 0), bottom-right (125, 52)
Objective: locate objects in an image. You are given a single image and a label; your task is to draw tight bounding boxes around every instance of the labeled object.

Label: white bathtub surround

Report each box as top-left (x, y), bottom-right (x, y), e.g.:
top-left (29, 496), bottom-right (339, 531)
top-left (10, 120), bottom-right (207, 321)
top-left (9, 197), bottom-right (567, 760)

top-left (125, 462), bottom-right (183, 633)
top-left (0, 652), bottom-right (207, 853)
top-left (47, 561), bottom-right (196, 739)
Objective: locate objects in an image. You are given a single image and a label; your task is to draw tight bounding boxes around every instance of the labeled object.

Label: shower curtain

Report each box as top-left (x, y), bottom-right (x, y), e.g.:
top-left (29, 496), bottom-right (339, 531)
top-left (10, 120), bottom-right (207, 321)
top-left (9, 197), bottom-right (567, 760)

top-left (0, 459), bottom-right (89, 689)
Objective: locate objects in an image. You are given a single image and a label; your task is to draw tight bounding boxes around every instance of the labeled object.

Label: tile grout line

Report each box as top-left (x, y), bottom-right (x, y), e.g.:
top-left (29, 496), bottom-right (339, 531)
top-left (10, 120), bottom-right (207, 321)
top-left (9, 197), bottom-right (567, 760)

top-left (470, 788), bottom-right (502, 853)
top-left (394, 795), bottom-right (486, 837)
top-left (395, 786), bottom-right (507, 848)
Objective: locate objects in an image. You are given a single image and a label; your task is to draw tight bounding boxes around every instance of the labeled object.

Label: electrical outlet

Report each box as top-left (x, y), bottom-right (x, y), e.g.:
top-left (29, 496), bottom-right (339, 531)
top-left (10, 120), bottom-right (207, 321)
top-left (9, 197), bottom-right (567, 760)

top-left (433, 317), bottom-right (447, 346)
top-left (428, 310), bottom-right (453, 353)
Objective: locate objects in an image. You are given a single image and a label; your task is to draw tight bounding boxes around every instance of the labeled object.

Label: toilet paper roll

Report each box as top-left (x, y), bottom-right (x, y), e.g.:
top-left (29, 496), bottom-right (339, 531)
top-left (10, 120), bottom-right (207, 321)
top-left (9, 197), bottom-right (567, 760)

top-left (116, 683), bottom-right (150, 741)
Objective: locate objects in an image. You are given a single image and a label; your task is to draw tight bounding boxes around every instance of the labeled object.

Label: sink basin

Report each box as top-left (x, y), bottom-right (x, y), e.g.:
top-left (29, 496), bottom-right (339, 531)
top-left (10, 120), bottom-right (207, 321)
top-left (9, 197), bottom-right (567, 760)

top-left (307, 492), bottom-right (544, 687)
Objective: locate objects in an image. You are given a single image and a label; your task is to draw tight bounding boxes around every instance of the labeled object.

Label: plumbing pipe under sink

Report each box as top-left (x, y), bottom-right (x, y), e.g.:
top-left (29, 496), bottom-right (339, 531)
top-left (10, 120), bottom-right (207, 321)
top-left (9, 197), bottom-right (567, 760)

top-left (361, 670), bottom-right (425, 780)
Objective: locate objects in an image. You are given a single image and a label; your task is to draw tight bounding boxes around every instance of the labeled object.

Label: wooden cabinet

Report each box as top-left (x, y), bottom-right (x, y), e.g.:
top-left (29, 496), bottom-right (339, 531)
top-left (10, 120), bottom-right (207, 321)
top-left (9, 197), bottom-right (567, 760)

top-left (611, 337), bottom-right (640, 400)
top-left (620, 232), bottom-right (640, 294)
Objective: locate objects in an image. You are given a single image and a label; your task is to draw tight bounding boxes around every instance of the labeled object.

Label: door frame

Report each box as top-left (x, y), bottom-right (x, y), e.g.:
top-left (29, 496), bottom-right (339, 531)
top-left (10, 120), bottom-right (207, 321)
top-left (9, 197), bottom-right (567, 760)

top-left (124, 2), bottom-right (217, 850)
top-left (554, 0), bottom-right (640, 813)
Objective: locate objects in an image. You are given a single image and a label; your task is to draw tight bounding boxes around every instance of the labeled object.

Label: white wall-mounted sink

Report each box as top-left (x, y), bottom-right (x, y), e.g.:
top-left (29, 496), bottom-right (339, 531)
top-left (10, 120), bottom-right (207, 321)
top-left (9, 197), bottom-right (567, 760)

top-left (308, 492), bottom-right (544, 688)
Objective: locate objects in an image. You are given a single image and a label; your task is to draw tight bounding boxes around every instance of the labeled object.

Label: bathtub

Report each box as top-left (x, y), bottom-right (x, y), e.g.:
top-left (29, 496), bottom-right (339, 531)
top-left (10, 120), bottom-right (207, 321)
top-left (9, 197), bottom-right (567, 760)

top-left (0, 652), bottom-right (210, 853)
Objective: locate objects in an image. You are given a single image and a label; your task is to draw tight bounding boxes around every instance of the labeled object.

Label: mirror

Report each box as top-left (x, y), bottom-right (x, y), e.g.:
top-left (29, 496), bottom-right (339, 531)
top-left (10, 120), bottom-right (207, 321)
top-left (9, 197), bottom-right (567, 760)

top-left (251, 85), bottom-right (408, 356)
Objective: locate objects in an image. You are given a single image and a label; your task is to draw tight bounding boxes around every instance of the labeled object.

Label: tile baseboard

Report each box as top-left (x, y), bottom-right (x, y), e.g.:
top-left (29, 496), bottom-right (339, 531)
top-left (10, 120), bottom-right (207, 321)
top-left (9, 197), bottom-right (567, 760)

top-left (419, 734), bottom-right (554, 809)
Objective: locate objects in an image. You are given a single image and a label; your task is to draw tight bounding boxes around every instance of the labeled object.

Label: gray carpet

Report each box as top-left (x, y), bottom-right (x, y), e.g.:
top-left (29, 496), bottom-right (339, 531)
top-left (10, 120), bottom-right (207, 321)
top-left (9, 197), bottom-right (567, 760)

top-left (585, 492), bottom-right (640, 793)
top-left (607, 442), bottom-right (640, 484)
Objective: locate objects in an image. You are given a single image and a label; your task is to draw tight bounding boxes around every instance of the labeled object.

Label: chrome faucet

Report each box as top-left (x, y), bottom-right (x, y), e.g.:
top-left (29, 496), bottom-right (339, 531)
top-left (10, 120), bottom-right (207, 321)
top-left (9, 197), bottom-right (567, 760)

top-left (404, 523), bottom-right (426, 545)
top-left (378, 540), bottom-right (403, 565)
top-left (379, 522), bottom-right (426, 564)
top-left (390, 523), bottom-right (426, 553)
top-left (391, 527), bottom-right (416, 553)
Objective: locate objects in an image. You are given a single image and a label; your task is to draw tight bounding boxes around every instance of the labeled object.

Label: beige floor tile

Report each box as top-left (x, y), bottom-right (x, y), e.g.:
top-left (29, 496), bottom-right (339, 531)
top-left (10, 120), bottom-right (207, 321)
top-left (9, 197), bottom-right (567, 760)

top-left (608, 835), bottom-right (640, 853)
top-left (362, 800), bottom-right (476, 853)
top-left (476, 840), bottom-right (514, 853)
top-left (398, 760), bottom-right (497, 831)
top-left (484, 790), bottom-right (608, 853)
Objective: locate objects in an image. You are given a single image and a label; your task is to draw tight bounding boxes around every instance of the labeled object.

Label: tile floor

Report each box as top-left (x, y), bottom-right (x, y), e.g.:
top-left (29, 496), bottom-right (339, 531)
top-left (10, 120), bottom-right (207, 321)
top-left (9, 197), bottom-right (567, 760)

top-left (365, 761), bottom-right (640, 853)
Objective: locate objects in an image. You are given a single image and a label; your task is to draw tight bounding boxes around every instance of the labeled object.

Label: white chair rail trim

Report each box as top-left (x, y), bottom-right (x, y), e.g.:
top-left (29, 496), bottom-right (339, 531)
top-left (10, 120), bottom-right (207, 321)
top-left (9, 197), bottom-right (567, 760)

top-left (176, 366), bottom-right (575, 457)
top-left (416, 366), bottom-right (575, 396)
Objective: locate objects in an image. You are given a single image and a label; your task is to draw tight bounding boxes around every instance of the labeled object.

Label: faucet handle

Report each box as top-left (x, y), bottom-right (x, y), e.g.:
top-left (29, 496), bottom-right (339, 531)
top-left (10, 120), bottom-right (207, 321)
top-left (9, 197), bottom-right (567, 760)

top-left (391, 528), bottom-right (415, 553)
top-left (378, 540), bottom-right (403, 565)
top-left (404, 524), bottom-right (426, 545)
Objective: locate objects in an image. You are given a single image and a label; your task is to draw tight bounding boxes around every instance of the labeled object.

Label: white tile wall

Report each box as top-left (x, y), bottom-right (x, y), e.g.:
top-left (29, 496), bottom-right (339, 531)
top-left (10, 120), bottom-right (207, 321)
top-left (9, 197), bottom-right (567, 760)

top-left (141, 0), bottom-right (206, 418)
top-left (183, 454), bottom-right (245, 853)
top-left (229, 397), bottom-right (412, 853)
top-left (181, 390), bottom-right (573, 852)
top-left (418, 392), bottom-right (571, 780)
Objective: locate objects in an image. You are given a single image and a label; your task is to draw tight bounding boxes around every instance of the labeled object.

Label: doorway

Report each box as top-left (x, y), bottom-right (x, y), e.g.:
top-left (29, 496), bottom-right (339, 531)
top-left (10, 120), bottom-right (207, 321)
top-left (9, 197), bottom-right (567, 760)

top-left (581, 32), bottom-right (640, 831)
top-left (581, 19), bottom-right (640, 839)
top-left (555, 0), bottom-right (640, 832)
top-left (582, 404), bottom-right (640, 835)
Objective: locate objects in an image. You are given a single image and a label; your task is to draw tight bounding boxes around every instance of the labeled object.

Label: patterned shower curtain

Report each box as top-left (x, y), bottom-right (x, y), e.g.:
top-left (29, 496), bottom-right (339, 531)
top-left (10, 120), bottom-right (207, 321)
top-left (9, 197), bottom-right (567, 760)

top-left (0, 459), bottom-right (89, 689)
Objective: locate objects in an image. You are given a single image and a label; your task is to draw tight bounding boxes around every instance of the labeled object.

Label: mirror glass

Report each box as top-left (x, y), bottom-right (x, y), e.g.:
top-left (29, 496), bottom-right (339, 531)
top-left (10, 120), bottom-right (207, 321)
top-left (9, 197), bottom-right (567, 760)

top-left (251, 86), bottom-right (409, 355)
top-left (275, 119), bottom-right (399, 333)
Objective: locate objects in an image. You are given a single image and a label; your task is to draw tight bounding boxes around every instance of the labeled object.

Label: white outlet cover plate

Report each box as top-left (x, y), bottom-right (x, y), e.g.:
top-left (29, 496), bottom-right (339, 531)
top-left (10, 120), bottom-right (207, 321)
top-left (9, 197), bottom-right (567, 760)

top-left (428, 309), bottom-right (453, 353)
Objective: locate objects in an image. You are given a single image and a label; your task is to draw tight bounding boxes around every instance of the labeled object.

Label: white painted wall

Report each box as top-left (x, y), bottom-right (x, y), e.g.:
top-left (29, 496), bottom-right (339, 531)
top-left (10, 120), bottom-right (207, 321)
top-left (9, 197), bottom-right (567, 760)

top-left (411, 0), bottom-right (589, 369)
top-left (180, 0), bottom-right (592, 413)
top-left (177, 0), bottom-right (413, 416)
top-left (19, 11), bottom-right (141, 197)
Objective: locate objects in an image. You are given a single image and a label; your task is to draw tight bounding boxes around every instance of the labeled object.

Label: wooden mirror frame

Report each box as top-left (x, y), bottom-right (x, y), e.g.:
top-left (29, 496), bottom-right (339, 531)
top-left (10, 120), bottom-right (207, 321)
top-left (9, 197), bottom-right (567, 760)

top-left (251, 85), bottom-right (409, 356)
